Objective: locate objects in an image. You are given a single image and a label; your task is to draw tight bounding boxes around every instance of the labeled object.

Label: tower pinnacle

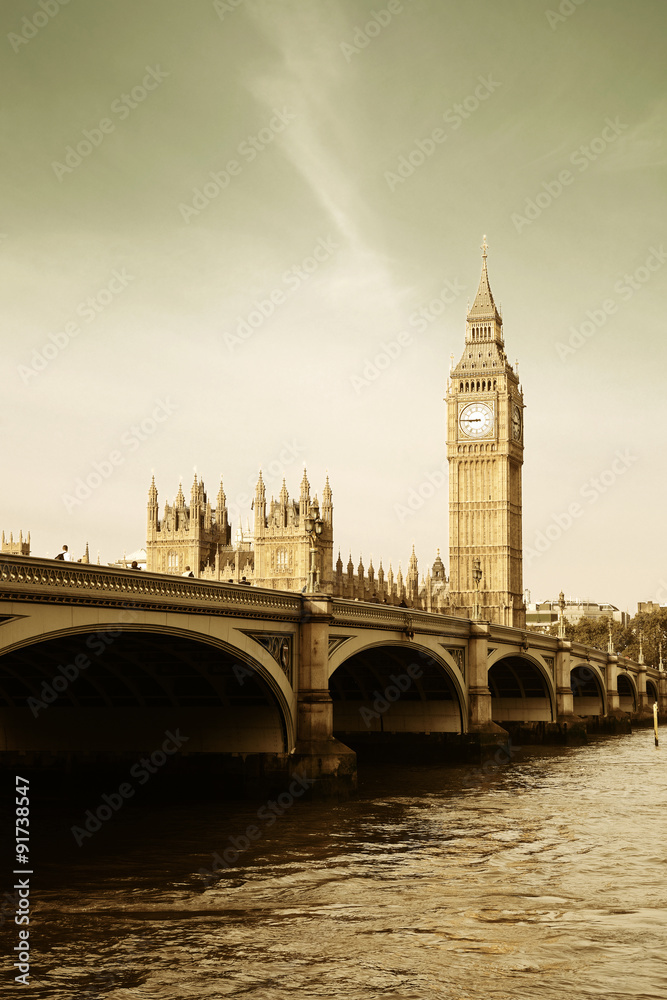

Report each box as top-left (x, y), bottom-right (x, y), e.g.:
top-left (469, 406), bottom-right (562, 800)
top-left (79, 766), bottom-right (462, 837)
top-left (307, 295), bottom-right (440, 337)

top-left (467, 236), bottom-right (501, 326)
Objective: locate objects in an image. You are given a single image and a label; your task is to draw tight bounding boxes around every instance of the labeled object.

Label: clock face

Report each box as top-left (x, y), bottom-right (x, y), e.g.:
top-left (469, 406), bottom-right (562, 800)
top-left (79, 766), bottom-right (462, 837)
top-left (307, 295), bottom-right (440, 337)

top-left (459, 402), bottom-right (494, 438)
top-left (512, 404), bottom-right (522, 441)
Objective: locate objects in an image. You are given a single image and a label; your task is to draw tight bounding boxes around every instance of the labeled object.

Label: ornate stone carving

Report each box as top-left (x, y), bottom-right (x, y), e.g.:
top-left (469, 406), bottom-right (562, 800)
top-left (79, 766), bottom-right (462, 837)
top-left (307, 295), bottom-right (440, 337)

top-left (442, 645), bottom-right (466, 678)
top-left (0, 556), bottom-right (301, 621)
top-left (241, 631), bottom-right (293, 684)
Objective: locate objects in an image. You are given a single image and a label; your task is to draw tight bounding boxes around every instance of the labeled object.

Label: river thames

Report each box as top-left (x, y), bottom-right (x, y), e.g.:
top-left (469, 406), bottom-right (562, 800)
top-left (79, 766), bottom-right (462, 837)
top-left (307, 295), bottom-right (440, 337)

top-left (13, 729), bottom-right (667, 999)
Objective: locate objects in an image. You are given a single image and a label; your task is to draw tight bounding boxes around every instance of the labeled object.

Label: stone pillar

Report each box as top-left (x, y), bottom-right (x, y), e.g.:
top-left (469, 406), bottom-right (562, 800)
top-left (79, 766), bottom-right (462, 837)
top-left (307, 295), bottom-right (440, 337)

top-left (555, 642), bottom-right (574, 718)
top-left (292, 594), bottom-right (356, 795)
top-left (605, 658), bottom-right (620, 714)
top-left (468, 622), bottom-right (506, 737)
top-left (553, 642), bottom-right (586, 741)
top-left (635, 660), bottom-right (650, 714)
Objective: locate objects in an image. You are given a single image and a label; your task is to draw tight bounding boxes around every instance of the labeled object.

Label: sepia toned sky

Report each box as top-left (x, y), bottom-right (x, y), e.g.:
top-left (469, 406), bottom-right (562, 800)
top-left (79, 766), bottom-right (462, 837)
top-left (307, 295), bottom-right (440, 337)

top-left (2, 0), bottom-right (666, 613)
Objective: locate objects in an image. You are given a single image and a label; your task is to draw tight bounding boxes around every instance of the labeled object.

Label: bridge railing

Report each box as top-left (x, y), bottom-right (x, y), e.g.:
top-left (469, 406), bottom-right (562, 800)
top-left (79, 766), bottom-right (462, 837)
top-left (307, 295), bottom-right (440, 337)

top-left (331, 598), bottom-right (472, 636)
top-left (0, 554), bottom-right (302, 619)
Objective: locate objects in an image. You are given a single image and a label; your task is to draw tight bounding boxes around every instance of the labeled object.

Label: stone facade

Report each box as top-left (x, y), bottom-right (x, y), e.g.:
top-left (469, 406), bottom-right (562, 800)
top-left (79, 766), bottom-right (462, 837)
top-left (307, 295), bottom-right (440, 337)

top-left (146, 475), bottom-right (235, 576)
top-left (253, 470), bottom-right (334, 592)
top-left (144, 471), bottom-right (449, 608)
top-left (446, 239), bottom-right (525, 626)
top-left (1, 531), bottom-right (30, 556)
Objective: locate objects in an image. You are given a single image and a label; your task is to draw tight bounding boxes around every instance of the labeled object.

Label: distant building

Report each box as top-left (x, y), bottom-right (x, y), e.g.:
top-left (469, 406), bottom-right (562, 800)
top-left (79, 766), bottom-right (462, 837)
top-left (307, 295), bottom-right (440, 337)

top-left (110, 548), bottom-right (147, 570)
top-left (526, 599), bottom-right (629, 630)
top-left (1, 531), bottom-right (30, 556)
top-left (637, 601), bottom-right (666, 615)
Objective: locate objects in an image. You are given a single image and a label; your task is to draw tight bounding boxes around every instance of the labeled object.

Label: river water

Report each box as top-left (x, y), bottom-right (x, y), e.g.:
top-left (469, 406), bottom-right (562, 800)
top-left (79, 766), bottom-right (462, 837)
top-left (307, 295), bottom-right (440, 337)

top-left (9, 730), bottom-right (667, 999)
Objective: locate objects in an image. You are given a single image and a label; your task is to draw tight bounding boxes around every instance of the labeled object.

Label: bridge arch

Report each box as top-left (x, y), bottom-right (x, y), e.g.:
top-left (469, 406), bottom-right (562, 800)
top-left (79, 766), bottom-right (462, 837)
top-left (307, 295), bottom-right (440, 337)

top-left (0, 622), bottom-right (295, 753)
top-left (646, 678), bottom-right (659, 704)
top-left (570, 662), bottom-right (606, 716)
top-left (617, 671), bottom-right (637, 712)
top-left (487, 651), bottom-right (556, 723)
top-left (328, 638), bottom-right (466, 736)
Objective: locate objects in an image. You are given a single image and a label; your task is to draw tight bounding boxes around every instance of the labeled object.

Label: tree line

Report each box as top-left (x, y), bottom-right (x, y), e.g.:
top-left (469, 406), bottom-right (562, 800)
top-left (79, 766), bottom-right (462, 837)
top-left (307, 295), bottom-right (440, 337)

top-left (536, 608), bottom-right (667, 667)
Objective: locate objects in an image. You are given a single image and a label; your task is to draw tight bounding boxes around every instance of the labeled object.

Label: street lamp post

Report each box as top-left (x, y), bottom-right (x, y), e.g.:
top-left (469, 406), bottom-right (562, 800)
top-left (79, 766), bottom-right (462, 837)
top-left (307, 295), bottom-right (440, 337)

top-left (304, 502), bottom-right (323, 594)
top-left (472, 557), bottom-right (482, 621)
top-left (558, 590), bottom-right (566, 639)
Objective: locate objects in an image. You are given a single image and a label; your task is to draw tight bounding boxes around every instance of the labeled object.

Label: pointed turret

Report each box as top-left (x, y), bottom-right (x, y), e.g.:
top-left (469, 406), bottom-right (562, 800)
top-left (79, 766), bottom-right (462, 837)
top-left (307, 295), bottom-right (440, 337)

top-left (82, 542), bottom-right (90, 564)
top-left (147, 476), bottom-right (159, 534)
top-left (407, 545), bottom-right (419, 602)
top-left (432, 548), bottom-right (446, 581)
top-left (396, 563), bottom-right (404, 601)
top-left (279, 478), bottom-right (289, 506)
top-left (253, 471), bottom-right (266, 537)
top-left (466, 234), bottom-right (502, 333)
top-left (322, 473), bottom-right (333, 525)
top-left (216, 477), bottom-right (230, 542)
top-left (216, 477), bottom-right (226, 510)
top-left (452, 237), bottom-right (513, 377)
top-left (299, 469), bottom-right (311, 529)
top-left (175, 482), bottom-right (185, 508)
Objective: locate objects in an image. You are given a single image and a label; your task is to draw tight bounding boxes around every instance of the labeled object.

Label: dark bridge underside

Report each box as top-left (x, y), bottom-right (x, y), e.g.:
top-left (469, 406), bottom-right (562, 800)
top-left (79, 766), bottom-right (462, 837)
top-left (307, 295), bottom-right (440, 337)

top-left (647, 679), bottom-right (659, 703)
top-left (0, 631), bottom-right (287, 753)
top-left (489, 656), bottom-right (553, 723)
top-left (330, 645), bottom-right (463, 745)
top-left (570, 664), bottom-right (604, 715)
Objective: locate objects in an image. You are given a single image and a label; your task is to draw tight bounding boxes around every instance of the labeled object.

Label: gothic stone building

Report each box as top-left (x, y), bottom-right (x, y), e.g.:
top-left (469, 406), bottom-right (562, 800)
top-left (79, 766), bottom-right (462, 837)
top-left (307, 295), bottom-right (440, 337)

top-left (146, 470), bottom-right (334, 592)
top-left (145, 470), bottom-right (449, 609)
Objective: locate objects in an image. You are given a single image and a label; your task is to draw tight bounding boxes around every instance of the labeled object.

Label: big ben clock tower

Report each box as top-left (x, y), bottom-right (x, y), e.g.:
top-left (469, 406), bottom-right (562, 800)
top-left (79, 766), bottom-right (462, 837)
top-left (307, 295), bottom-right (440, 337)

top-left (446, 238), bottom-right (525, 627)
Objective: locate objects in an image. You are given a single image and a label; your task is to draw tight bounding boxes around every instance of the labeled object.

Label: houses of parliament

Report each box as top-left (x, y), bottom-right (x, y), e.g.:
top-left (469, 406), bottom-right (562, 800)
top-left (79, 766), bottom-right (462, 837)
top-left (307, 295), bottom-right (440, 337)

top-left (143, 241), bottom-right (526, 627)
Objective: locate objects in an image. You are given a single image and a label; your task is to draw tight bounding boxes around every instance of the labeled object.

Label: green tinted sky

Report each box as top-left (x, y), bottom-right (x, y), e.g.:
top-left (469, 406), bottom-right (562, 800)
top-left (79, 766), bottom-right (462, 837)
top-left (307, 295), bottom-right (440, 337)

top-left (2, 0), bottom-right (666, 610)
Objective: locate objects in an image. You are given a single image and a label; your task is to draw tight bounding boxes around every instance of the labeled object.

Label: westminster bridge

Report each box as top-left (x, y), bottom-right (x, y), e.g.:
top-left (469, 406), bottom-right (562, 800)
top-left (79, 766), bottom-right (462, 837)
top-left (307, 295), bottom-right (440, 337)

top-left (0, 555), bottom-right (663, 793)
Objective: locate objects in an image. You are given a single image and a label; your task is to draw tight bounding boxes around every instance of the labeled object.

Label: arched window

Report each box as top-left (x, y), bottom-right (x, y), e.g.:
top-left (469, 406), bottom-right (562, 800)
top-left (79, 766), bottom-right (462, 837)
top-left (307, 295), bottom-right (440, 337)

top-left (493, 379), bottom-right (497, 390)
top-left (459, 381), bottom-right (463, 392)
top-left (465, 381), bottom-right (469, 392)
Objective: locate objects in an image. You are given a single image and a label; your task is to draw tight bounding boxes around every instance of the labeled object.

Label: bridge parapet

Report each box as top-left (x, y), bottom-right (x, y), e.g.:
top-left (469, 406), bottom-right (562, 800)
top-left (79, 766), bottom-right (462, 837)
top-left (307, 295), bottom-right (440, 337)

top-left (331, 599), bottom-right (470, 637)
top-left (0, 555), bottom-right (301, 621)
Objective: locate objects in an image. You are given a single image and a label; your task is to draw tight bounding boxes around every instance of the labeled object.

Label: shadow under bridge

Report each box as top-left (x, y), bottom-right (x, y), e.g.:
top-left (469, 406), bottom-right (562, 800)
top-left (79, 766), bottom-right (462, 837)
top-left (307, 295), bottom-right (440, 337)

top-left (0, 629), bottom-right (290, 755)
top-left (329, 642), bottom-right (465, 758)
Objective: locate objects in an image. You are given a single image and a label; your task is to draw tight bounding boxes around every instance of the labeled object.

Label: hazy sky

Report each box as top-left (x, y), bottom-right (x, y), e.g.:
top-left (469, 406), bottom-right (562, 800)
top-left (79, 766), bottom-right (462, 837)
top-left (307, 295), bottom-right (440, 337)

top-left (2, 0), bottom-right (666, 613)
